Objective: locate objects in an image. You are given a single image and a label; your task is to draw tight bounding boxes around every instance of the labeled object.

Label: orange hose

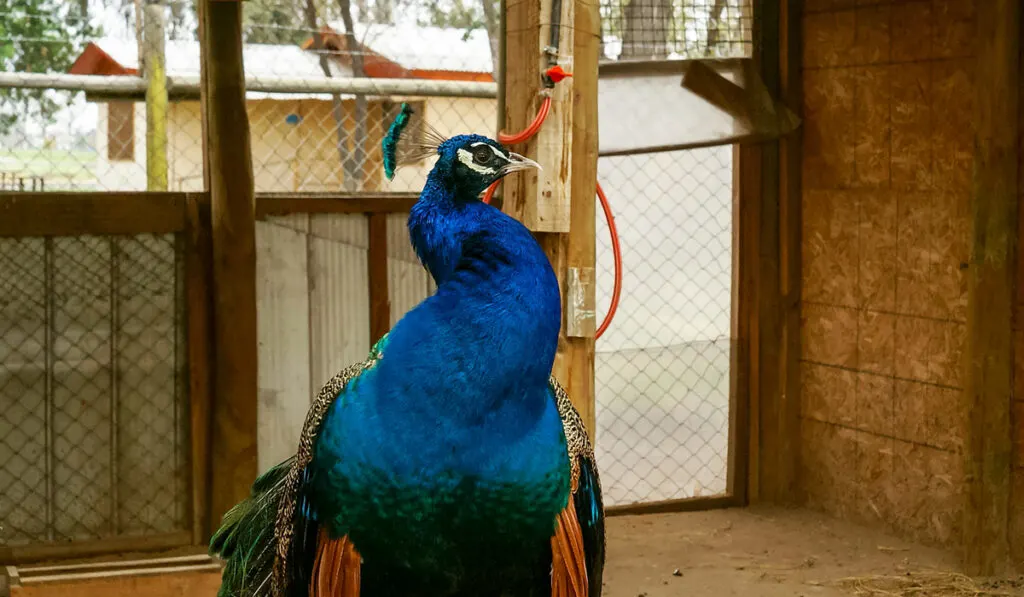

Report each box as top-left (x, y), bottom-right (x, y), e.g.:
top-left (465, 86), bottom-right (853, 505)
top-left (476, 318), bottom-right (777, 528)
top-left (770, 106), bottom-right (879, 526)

top-left (498, 96), bottom-right (552, 145)
top-left (482, 93), bottom-right (622, 340)
top-left (594, 181), bottom-right (621, 340)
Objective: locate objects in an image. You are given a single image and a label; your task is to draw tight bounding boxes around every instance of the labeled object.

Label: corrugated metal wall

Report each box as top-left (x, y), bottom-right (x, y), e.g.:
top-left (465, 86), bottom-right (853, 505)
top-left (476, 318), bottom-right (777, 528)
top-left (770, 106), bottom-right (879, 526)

top-left (254, 212), bottom-right (431, 473)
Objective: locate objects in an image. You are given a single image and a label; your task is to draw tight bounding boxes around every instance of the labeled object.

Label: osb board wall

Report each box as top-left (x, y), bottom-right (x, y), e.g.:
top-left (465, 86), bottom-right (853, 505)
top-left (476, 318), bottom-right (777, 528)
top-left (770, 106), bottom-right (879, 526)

top-left (799, 0), bottom-right (975, 547)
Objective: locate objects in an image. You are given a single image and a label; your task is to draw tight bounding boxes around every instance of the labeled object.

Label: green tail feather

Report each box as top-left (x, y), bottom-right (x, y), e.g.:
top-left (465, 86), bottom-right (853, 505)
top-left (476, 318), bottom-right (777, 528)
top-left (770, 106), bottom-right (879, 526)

top-left (210, 459), bottom-right (292, 597)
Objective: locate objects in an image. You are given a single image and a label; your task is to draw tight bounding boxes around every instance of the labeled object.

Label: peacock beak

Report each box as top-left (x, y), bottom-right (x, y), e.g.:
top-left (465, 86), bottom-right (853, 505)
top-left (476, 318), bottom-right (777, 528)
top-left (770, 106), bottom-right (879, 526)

top-left (502, 152), bottom-right (542, 174)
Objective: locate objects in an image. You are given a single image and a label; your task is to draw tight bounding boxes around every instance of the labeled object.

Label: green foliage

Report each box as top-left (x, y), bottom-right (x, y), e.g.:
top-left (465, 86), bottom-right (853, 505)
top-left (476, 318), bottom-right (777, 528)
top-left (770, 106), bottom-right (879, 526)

top-left (0, 0), bottom-right (100, 136)
top-left (243, 0), bottom-right (310, 45)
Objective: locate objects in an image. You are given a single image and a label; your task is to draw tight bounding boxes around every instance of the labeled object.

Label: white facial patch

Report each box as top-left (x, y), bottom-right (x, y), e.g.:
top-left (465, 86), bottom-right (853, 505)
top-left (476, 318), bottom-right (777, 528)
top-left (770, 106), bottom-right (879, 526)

top-left (456, 147), bottom-right (502, 175)
top-left (470, 141), bottom-right (506, 160)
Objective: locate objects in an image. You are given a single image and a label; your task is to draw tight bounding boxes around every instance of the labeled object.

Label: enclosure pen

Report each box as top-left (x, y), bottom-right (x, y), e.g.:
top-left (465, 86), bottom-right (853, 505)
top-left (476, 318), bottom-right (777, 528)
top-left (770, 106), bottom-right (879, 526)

top-left (3, 0), bottom-right (1024, 594)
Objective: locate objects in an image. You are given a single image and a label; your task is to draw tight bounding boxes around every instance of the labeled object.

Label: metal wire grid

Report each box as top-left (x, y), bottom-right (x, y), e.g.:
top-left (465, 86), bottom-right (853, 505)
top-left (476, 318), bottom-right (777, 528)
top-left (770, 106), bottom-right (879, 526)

top-left (0, 234), bottom-right (189, 546)
top-left (599, 0), bottom-right (752, 60)
top-left (0, 4), bottom-right (499, 194)
top-left (594, 146), bottom-right (734, 506)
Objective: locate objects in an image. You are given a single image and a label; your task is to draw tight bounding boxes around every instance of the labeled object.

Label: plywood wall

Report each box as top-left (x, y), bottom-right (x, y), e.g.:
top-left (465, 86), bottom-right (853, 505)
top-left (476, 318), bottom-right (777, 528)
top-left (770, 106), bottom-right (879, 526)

top-left (799, 0), bottom-right (976, 547)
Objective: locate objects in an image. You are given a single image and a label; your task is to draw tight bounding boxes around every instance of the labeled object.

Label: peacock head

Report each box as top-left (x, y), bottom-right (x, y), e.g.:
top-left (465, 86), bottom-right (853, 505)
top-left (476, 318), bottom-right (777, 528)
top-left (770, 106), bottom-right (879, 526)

top-left (382, 102), bottom-right (540, 199)
top-left (434, 134), bottom-right (540, 197)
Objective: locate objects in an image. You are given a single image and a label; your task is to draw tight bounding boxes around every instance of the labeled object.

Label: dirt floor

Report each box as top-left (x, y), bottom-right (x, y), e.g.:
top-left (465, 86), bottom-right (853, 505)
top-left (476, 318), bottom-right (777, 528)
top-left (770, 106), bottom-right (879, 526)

top-left (603, 506), bottom-right (1022, 597)
top-left (10, 506), bottom-right (1023, 597)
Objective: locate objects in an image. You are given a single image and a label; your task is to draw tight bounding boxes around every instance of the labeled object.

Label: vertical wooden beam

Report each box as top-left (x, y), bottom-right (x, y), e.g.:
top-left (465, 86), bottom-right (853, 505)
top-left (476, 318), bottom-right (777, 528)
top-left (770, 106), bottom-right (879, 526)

top-left (185, 193), bottom-right (214, 543)
top-left (963, 0), bottom-right (1019, 576)
top-left (367, 212), bottom-right (391, 344)
top-left (143, 1), bottom-right (168, 192)
top-left (740, 0), bottom-right (800, 505)
top-left (503, 0), bottom-right (599, 434)
top-left (198, 0), bottom-right (259, 535)
top-left (773, 0), bottom-right (803, 505)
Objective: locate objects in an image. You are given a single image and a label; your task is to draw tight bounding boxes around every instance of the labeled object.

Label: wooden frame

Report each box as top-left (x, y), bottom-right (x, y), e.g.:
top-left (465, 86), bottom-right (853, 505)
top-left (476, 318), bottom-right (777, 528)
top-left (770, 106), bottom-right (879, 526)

top-left (737, 0), bottom-right (802, 507)
top-left (962, 0), bottom-right (1019, 576)
top-left (0, 192), bottom-right (208, 565)
top-left (0, 192), bottom-right (188, 237)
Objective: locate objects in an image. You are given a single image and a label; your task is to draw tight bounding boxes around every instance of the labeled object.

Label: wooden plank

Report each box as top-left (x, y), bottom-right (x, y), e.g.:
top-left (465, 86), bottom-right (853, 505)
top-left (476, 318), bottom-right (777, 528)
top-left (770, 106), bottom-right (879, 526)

top-left (562, 0), bottom-right (601, 436)
top-left (255, 194), bottom-right (418, 218)
top-left (680, 59), bottom-right (800, 139)
top-left (198, 0), bottom-right (260, 535)
top-left (962, 0), bottom-right (1019, 576)
top-left (775, 0), bottom-right (803, 509)
top-left (605, 495), bottom-right (741, 517)
top-left (1, 532), bottom-right (193, 565)
top-left (367, 212), bottom-right (391, 345)
top-left (0, 193), bottom-right (189, 237)
top-left (185, 192), bottom-right (214, 545)
top-left (728, 146), bottom-right (752, 504)
top-left (502, 0), bottom-right (598, 434)
top-left (527, 0), bottom-right (574, 233)
top-left (737, 142), bottom-right (762, 504)
top-left (738, 0), bottom-right (792, 506)
top-left (501, 0), bottom-right (542, 224)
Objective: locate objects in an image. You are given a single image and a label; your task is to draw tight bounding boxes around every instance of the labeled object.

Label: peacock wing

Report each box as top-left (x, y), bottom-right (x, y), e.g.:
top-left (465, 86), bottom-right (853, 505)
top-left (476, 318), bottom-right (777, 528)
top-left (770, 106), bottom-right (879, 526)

top-left (550, 377), bottom-right (607, 597)
top-left (271, 333), bottom-right (392, 597)
top-left (209, 334), bottom-right (390, 597)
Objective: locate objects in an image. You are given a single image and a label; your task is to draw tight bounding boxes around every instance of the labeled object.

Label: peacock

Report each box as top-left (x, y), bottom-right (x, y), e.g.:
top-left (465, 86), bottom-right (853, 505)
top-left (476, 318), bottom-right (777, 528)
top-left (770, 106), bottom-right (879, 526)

top-left (209, 103), bottom-right (605, 597)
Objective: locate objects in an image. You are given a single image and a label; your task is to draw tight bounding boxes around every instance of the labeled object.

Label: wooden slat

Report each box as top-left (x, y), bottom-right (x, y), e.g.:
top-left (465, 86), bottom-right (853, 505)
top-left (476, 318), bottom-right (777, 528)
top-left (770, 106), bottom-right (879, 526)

top-left (605, 495), bottom-right (741, 517)
top-left (775, 0), bottom-right (803, 508)
top-left (962, 0), bottom-right (1019, 576)
top-left (255, 193), bottom-right (418, 218)
top-left (367, 213), bottom-right (391, 345)
top-left (0, 532), bottom-right (193, 565)
top-left (184, 194), bottom-right (215, 544)
top-left (0, 193), bottom-right (191, 237)
top-left (199, 0), bottom-right (260, 535)
top-left (728, 147), bottom-right (752, 504)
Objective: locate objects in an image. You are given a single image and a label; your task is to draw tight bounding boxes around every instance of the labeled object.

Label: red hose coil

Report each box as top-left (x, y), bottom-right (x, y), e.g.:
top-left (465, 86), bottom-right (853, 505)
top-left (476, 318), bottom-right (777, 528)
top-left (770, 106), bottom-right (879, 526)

top-left (482, 94), bottom-right (622, 340)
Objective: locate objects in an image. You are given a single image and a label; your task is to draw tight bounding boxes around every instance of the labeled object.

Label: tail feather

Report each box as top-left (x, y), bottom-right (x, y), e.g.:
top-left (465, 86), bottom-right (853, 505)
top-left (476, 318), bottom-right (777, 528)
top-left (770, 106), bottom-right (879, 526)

top-left (210, 459), bottom-right (298, 597)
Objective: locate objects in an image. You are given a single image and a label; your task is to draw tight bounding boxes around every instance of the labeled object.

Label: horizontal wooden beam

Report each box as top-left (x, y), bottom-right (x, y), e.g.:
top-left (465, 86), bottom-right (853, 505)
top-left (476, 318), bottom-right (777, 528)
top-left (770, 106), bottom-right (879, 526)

top-left (256, 193), bottom-right (419, 217)
top-left (604, 494), bottom-right (741, 516)
top-left (0, 192), bottom-right (194, 237)
top-left (0, 531), bottom-right (193, 565)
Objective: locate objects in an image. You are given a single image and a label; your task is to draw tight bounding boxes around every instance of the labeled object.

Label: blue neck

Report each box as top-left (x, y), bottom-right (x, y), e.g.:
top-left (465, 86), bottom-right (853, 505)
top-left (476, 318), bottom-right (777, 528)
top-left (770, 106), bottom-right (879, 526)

top-left (375, 174), bottom-right (562, 424)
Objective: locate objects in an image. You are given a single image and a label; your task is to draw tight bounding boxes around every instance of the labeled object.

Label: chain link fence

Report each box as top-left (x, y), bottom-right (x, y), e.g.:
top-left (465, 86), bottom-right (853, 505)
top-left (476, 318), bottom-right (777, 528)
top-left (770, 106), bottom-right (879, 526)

top-left (593, 0), bottom-right (748, 506)
top-left (0, 234), bottom-right (189, 546)
top-left (600, 0), bottom-right (751, 60)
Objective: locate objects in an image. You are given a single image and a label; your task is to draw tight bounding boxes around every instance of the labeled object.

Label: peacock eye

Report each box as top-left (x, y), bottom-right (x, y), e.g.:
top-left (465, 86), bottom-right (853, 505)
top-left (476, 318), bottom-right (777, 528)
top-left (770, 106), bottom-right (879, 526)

top-left (472, 146), bottom-right (493, 166)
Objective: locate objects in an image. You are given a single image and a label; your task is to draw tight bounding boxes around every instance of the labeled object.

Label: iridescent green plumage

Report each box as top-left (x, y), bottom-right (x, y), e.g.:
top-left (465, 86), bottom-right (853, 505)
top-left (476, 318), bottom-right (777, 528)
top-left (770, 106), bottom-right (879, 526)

top-left (382, 103), bottom-right (414, 180)
top-left (381, 103), bottom-right (449, 181)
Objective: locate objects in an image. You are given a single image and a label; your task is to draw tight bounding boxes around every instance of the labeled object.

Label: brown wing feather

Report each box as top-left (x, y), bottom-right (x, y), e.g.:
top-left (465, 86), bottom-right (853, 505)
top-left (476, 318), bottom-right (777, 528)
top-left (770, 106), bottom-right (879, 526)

top-left (551, 495), bottom-right (589, 597)
top-left (309, 528), bottom-right (362, 597)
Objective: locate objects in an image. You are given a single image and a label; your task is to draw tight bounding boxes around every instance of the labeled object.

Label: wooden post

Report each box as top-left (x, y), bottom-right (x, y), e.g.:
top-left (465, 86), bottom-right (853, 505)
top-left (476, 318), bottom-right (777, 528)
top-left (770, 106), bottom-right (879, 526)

top-left (962, 0), bottom-right (1019, 576)
top-left (738, 0), bottom-right (801, 505)
top-left (144, 0), bottom-right (168, 191)
top-left (503, 0), bottom-right (600, 434)
top-left (367, 212), bottom-right (391, 344)
top-left (198, 0), bottom-right (259, 536)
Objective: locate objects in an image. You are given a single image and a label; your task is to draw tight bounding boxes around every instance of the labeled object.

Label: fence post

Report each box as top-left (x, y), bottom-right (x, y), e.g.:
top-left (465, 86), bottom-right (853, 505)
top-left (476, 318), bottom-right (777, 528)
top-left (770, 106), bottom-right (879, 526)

top-left (504, 0), bottom-right (600, 435)
top-left (963, 0), bottom-right (1019, 576)
top-left (198, 0), bottom-right (259, 541)
top-left (144, 0), bottom-right (169, 192)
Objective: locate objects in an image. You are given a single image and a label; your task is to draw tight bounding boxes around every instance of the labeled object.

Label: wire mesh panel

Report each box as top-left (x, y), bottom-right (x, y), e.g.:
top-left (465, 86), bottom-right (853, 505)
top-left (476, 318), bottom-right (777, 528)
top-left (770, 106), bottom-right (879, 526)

top-left (599, 0), bottom-right (752, 60)
top-left (0, 233), bottom-right (189, 547)
top-left (594, 146), bottom-right (734, 506)
top-left (240, 3), bottom-right (497, 194)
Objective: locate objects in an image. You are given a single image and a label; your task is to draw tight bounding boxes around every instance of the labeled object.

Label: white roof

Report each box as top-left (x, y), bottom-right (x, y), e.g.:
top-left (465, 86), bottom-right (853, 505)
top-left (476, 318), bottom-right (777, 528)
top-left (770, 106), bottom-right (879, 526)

top-left (92, 37), bottom-right (353, 99)
top-left (342, 22), bottom-right (494, 74)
